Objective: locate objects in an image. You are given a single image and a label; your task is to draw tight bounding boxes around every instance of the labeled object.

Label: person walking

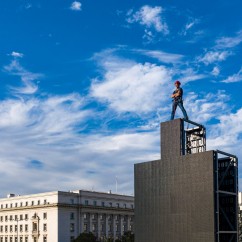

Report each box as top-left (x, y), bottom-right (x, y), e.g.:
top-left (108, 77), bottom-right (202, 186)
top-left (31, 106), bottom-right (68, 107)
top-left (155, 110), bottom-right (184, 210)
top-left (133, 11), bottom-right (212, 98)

top-left (170, 80), bottom-right (189, 120)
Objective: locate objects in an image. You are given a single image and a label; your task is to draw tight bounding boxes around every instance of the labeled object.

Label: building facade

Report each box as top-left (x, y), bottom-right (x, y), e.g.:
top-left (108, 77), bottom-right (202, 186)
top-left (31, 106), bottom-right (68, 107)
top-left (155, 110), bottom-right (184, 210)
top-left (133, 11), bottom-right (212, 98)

top-left (0, 190), bottom-right (134, 242)
top-left (135, 119), bottom-right (238, 242)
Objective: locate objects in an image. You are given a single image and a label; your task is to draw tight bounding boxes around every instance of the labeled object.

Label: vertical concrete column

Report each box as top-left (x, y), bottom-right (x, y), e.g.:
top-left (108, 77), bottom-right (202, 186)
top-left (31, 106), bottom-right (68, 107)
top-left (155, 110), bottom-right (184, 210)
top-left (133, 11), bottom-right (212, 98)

top-left (113, 215), bottom-right (116, 239)
top-left (105, 214), bottom-right (109, 238)
top-left (120, 215), bottom-right (124, 236)
top-left (97, 213), bottom-right (101, 239)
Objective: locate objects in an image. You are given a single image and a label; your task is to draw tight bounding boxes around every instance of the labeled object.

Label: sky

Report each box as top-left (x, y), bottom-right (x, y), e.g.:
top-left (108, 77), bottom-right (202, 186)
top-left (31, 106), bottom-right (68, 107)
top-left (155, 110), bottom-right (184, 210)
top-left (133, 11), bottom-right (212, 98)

top-left (0, 0), bottom-right (242, 197)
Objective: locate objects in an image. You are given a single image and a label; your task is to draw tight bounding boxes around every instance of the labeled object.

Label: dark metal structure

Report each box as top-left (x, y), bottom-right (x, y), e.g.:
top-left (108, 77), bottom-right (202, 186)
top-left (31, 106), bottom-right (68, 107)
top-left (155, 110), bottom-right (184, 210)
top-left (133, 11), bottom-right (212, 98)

top-left (134, 119), bottom-right (238, 242)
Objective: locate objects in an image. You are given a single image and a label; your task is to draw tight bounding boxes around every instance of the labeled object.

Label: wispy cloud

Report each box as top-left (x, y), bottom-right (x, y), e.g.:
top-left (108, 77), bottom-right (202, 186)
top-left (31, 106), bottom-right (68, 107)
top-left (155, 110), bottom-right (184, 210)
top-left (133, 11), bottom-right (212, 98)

top-left (70, 1), bottom-right (82, 11)
top-left (126, 5), bottom-right (169, 41)
top-left (4, 59), bottom-right (42, 94)
top-left (221, 67), bottom-right (242, 83)
top-left (215, 30), bottom-right (242, 49)
top-left (197, 50), bottom-right (232, 65)
top-left (211, 66), bottom-right (220, 76)
top-left (9, 51), bottom-right (24, 58)
top-left (180, 19), bottom-right (199, 36)
top-left (134, 49), bottom-right (184, 64)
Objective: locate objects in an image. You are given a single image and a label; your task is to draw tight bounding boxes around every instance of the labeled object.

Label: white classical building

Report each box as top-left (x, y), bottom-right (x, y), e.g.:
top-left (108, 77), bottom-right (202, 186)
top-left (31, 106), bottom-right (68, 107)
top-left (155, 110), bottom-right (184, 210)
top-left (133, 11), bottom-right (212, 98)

top-left (0, 190), bottom-right (134, 242)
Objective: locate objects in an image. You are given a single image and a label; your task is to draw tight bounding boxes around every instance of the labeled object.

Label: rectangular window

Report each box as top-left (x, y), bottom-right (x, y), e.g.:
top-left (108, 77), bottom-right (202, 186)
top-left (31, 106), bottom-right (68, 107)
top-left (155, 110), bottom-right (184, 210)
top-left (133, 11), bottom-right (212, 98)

top-left (15, 203), bottom-right (17, 207)
top-left (0, 226), bottom-right (3, 232)
top-left (101, 224), bottom-right (104, 232)
top-left (0, 217), bottom-right (2, 222)
top-left (25, 214), bottom-right (28, 220)
top-left (84, 200), bottom-right (88, 206)
top-left (70, 223), bottom-right (75, 232)
top-left (20, 237), bottom-right (23, 242)
top-left (5, 204), bottom-right (8, 209)
top-left (43, 213), bottom-right (47, 219)
top-left (20, 215), bottom-right (23, 220)
top-left (43, 224), bottom-right (47, 231)
top-left (10, 238), bottom-right (12, 242)
top-left (20, 225), bottom-right (23, 232)
top-left (10, 204), bottom-right (13, 208)
top-left (5, 216), bottom-right (7, 222)
top-left (84, 224), bottom-right (87, 232)
top-left (101, 202), bottom-right (105, 207)
top-left (5, 226), bottom-right (7, 232)
top-left (116, 203), bottom-right (119, 208)
top-left (5, 237), bottom-right (7, 242)
top-left (0, 205), bottom-right (2, 209)
top-left (25, 237), bottom-right (28, 242)
top-left (93, 201), bottom-right (97, 206)
top-left (43, 236), bottom-right (47, 242)
top-left (15, 215), bottom-right (17, 221)
top-left (37, 200), bottom-right (40, 205)
top-left (70, 213), bottom-right (74, 220)
top-left (83, 213), bottom-right (87, 219)
top-left (15, 225), bottom-right (17, 232)
top-left (20, 202), bottom-right (22, 207)
top-left (109, 202), bottom-right (112, 207)
top-left (92, 224), bottom-right (96, 232)
top-left (109, 224), bottom-right (112, 232)
top-left (44, 200), bottom-right (47, 205)
top-left (70, 236), bottom-right (74, 242)
top-left (25, 225), bottom-right (28, 232)
top-left (31, 201), bottom-right (34, 206)
top-left (10, 216), bottom-right (12, 221)
top-left (10, 225), bottom-right (13, 232)
top-left (25, 202), bottom-right (28, 206)
top-left (70, 199), bottom-right (74, 205)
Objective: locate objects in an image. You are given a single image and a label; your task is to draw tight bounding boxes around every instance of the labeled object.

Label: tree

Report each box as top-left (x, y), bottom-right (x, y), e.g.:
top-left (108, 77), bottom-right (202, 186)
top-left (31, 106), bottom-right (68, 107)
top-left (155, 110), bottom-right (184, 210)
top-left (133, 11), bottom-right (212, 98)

top-left (73, 232), bottom-right (97, 242)
top-left (121, 231), bottom-right (134, 242)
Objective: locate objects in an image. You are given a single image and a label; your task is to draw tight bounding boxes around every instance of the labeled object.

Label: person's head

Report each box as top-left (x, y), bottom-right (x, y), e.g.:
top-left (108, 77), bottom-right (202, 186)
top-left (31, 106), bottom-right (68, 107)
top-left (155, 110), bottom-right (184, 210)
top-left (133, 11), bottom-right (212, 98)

top-left (174, 80), bottom-right (181, 87)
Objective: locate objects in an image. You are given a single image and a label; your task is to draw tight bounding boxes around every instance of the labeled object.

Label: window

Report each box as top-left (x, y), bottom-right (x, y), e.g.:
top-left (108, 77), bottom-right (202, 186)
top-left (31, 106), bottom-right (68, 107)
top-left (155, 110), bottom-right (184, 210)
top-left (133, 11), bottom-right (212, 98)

top-left (116, 224), bottom-right (119, 232)
top-left (70, 236), bottom-right (74, 242)
top-left (10, 238), bottom-right (12, 242)
top-left (92, 224), bottom-right (96, 232)
top-left (15, 215), bottom-right (17, 221)
top-left (109, 202), bottom-right (112, 207)
top-left (25, 225), bottom-right (28, 232)
top-left (5, 225), bottom-right (7, 232)
top-left (10, 204), bottom-right (13, 208)
top-left (101, 202), bottom-right (105, 207)
top-left (37, 200), bottom-right (40, 205)
top-left (15, 225), bottom-right (17, 232)
top-left (83, 213), bottom-right (87, 219)
top-left (43, 213), bottom-right (47, 219)
top-left (0, 237), bottom-right (2, 242)
top-left (93, 201), bottom-right (97, 206)
top-left (43, 236), bottom-right (47, 242)
top-left (108, 224), bottom-right (112, 232)
top-left (20, 202), bottom-right (23, 207)
top-left (84, 200), bottom-right (88, 206)
top-left (44, 200), bottom-right (47, 205)
top-left (10, 216), bottom-right (12, 221)
top-left (116, 203), bottom-right (119, 208)
top-left (25, 237), bottom-right (28, 242)
top-left (0, 226), bottom-right (3, 232)
top-left (20, 225), bottom-right (23, 232)
top-left (31, 201), bottom-right (34, 206)
top-left (91, 214), bottom-right (95, 219)
top-left (43, 224), bottom-right (47, 232)
top-left (15, 238), bottom-right (17, 242)
top-left (15, 203), bottom-right (17, 208)
top-left (20, 215), bottom-right (23, 220)
top-left (0, 217), bottom-right (2, 222)
top-left (0, 205), bottom-right (2, 209)
top-left (70, 199), bottom-right (74, 205)
top-left (70, 223), bottom-right (75, 232)
top-left (32, 223), bottom-right (37, 232)
top-left (25, 202), bottom-right (28, 206)
top-left (70, 213), bottom-right (74, 220)
top-left (5, 204), bottom-right (8, 209)
top-left (10, 225), bottom-right (13, 232)
top-left (19, 237), bottom-right (23, 242)
top-left (25, 214), bottom-right (28, 220)
top-left (101, 224), bottom-right (104, 232)
top-left (124, 204), bottom-right (126, 208)
top-left (131, 204), bottom-right (134, 209)
top-left (4, 237), bottom-right (7, 242)
top-left (84, 224), bottom-right (87, 232)
top-left (5, 216), bottom-right (7, 222)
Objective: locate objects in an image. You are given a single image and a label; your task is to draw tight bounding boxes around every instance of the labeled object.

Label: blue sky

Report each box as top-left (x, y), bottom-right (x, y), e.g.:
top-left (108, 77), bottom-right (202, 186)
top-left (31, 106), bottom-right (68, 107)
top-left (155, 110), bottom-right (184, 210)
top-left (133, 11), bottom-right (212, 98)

top-left (0, 0), bottom-right (242, 197)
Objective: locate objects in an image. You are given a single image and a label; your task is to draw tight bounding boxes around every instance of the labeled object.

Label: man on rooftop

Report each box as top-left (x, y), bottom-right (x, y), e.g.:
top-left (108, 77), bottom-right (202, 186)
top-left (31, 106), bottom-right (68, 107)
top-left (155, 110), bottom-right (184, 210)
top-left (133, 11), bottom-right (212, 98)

top-left (170, 80), bottom-right (189, 120)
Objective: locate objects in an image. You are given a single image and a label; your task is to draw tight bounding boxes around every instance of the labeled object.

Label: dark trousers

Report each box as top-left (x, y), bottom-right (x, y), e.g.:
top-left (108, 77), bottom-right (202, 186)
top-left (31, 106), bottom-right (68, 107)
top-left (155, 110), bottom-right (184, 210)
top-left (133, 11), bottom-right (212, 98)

top-left (170, 100), bottom-right (188, 120)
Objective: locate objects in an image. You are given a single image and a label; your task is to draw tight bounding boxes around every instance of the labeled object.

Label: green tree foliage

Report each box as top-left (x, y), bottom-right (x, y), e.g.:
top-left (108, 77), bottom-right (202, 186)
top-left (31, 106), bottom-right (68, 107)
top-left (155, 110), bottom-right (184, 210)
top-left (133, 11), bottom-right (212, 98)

top-left (121, 231), bottom-right (134, 242)
top-left (73, 232), bottom-right (97, 242)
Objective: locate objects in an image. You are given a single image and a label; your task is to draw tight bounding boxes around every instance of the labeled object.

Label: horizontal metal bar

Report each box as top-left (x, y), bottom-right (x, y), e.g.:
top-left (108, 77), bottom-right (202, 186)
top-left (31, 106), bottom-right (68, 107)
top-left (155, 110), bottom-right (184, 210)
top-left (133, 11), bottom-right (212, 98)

top-left (218, 231), bottom-right (238, 234)
top-left (182, 118), bottom-right (205, 128)
top-left (217, 190), bottom-right (237, 196)
top-left (216, 150), bottom-right (237, 159)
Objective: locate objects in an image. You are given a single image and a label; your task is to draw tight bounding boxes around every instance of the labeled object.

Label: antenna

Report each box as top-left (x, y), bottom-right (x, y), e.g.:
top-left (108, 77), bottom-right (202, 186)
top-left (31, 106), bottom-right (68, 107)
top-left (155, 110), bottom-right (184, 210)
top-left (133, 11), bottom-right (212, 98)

top-left (115, 176), bottom-right (118, 193)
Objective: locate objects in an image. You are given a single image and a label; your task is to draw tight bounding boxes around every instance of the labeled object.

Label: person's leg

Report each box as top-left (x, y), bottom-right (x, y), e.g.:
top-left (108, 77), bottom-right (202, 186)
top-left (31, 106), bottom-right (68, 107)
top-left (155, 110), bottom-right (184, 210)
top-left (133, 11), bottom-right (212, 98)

top-left (170, 101), bottom-right (177, 120)
top-left (177, 101), bottom-right (189, 120)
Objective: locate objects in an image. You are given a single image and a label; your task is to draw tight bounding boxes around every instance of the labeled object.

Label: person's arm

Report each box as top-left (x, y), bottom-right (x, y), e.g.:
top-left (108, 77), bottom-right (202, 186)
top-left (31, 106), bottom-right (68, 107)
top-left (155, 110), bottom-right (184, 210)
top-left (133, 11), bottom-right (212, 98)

top-left (171, 89), bottom-right (181, 98)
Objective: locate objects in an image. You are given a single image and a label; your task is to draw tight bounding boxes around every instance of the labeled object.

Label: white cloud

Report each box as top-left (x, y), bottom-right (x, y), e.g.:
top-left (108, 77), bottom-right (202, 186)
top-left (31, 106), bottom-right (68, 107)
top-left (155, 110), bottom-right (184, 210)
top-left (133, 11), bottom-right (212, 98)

top-left (221, 67), bottom-right (242, 83)
top-left (134, 49), bottom-right (184, 64)
top-left (211, 66), bottom-right (220, 76)
top-left (70, 1), bottom-right (82, 11)
top-left (90, 53), bottom-right (172, 113)
top-left (4, 60), bottom-right (42, 94)
top-left (198, 51), bottom-right (232, 65)
top-left (215, 30), bottom-right (242, 49)
top-left (127, 5), bottom-right (169, 38)
top-left (177, 68), bottom-right (207, 84)
top-left (10, 51), bottom-right (24, 58)
top-left (180, 19), bottom-right (199, 36)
